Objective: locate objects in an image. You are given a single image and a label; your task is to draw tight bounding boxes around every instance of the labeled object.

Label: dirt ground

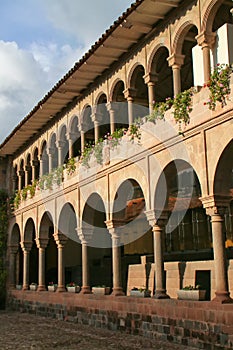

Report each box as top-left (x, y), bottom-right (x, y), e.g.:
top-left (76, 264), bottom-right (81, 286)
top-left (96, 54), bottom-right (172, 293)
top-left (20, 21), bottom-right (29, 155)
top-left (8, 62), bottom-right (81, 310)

top-left (0, 311), bottom-right (196, 350)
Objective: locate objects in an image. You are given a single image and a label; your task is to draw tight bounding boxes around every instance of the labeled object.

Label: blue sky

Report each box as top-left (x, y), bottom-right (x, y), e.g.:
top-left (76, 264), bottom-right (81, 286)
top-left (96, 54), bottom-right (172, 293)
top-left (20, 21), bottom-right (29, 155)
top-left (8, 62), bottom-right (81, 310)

top-left (0, 0), bottom-right (133, 143)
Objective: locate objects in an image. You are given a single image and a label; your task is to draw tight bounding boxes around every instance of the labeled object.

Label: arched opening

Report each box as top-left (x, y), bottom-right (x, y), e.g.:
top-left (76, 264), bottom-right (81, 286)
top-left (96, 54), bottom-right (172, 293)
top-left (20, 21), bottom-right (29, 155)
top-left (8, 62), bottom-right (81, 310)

top-left (130, 65), bottom-right (149, 118)
top-left (180, 25), bottom-right (198, 91)
top-left (82, 105), bottom-right (94, 146)
top-left (214, 139), bottom-right (233, 256)
top-left (39, 212), bottom-right (57, 285)
top-left (112, 80), bottom-right (128, 129)
top-left (96, 93), bottom-right (110, 139)
top-left (69, 116), bottom-right (81, 158)
top-left (19, 159), bottom-right (25, 189)
top-left (10, 224), bottom-right (23, 286)
top-left (24, 218), bottom-right (38, 284)
top-left (32, 148), bottom-right (40, 180)
top-left (113, 179), bottom-right (150, 292)
top-left (49, 133), bottom-right (58, 170)
top-left (82, 193), bottom-right (112, 288)
top-left (59, 125), bottom-right (69, 164)
top-left (156, 160), bottom-right (212, 260)
top-left (26, 154), bottom-right (32, 185)
top-left (41, 141), bottom-right (49, 175)
top-left (58, 203), bottom-right (81, 285)
top-left (212, 2), bottom-right (233, 32)
top-left (151, 46), bottom-right (173, 102)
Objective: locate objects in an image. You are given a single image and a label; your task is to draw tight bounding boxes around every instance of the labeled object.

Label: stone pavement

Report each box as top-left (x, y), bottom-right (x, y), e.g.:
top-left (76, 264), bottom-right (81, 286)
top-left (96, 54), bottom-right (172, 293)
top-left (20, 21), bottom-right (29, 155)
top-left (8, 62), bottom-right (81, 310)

top-left (0, 311), bottom-right (196, 349)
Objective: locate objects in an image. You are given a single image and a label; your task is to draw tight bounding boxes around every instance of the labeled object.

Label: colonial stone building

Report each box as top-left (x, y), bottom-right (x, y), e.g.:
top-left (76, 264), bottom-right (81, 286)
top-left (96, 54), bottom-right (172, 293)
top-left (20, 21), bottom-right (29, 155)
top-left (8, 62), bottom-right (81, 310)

top-left (2, 0), bottom-right (233, 323)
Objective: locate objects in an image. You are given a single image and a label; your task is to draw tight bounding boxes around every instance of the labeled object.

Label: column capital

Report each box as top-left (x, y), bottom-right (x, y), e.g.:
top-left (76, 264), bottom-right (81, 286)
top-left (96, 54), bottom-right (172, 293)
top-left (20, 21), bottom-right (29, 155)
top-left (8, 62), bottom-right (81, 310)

top-left (105, 101), bottom-right (119, 112)
top-left (53, 232), bottom-right (68, 247)
top-left (167, 53), bottom-right (185, 68)
top-left (67, 131), bottom-right (79, 142)
top-left (31, 159), bottom-right (39, 167)
top-left (143, 73), bottom-right (158, 85)
top-left (77, 225), bottom-right (93, 244)
top-left (56, 140), bottom-right (66, 149)
top-left (47, 147), bottom-right (55, 155)
top-left (196, 31), bottom-right (216, 48)
top-left (145, 209), bottom-right (169, 228)
top-left (123, 88), bottom-right (137, 100)
top-left (200, 195), bottom-right (231, 216)
top-left (35, 237), bottom-right (49, 249)
top-left (20, 240), bottom-right (32, 252)
top-left (91, 111), bottom-right (103, 123)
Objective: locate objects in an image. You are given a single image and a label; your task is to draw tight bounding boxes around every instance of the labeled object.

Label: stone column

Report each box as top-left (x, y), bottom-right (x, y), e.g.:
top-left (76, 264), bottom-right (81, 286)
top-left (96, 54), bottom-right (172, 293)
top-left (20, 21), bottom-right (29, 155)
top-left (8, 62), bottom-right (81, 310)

top-left (18, 170), bottom-right (24, 191)
top-left (124, 88), bottom-right (137, 126)
top-left (47, 148), bottom-right (54, 173)
top-left (77, 227), bottom-right (93, 294)
top-left (54, 232), bottom-right (68, 292)
top-left (202, 196), bottom-right (232, 303)
top-left (106, 102), bottom-right (118, 134)
top-left (8, 245), bottom-right (19, 288)
top-left (20, 241), bottom-right (32, 290)
top-left (105, 220), bottom-right (125, 296)
top-left (31, 160), bottom-right (38, 182)
top-left (167, 54), bottom-right (185, 97)
top-left (196, 32), bottom-right (216, 84)
top-left (57, 141), bottom-right (66, 167)
top-left (35, 238), bottom-right (48, 291)
top-left (143, 73), bottom-right (158, 114)
top-left (24, 166), bottom-right (30, 186)
top-left (39, 156), bottom-right (44, 177)
top-left (80, 130), bottom-right (85, 155)
top-left (146, 210), bottom-right (170, 299)
top-left (92, 109), bottom-right (103, 144)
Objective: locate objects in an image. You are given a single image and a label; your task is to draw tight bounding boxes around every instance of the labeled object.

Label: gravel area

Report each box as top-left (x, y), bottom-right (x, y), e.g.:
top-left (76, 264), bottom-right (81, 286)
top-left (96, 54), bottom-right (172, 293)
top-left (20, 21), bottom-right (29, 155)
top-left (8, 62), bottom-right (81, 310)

top-left (0, 311), bottom-right (195, 349)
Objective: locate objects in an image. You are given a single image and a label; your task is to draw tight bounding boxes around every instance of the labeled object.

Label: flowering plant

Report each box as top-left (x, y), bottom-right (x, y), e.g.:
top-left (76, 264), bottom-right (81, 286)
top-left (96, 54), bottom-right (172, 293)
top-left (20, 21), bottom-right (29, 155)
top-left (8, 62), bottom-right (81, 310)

top-left (48, 281), bottom-right (57, 286)
top-left (204, 63), bottom-right (233, 110)
top-left (66, 282), bottom-right (77, 287)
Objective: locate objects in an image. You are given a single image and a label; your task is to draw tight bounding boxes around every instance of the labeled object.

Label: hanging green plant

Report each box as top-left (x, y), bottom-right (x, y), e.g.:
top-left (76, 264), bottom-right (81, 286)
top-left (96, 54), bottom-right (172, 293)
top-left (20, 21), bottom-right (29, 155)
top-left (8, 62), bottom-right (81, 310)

top-left (13, 190), bottom-right (21, 209)
top-left (204, 63), bottom-right (233, 110)
top-left (93, 138), bottom-right (104, 164)
top-left (106, 128), bottom-right (126, 149)
top-left (129, 123), bottom-right (141, 142)
top-left (147, 97), bottom-right (174, 123)
top-left (53, 166), bottom-right (63, 185)
top-left (65, 157), bottom-right (76, 175)
top-left (81, 142), bottom-right (94, 168)
top-left (172, 87), bottom-right (195, 125)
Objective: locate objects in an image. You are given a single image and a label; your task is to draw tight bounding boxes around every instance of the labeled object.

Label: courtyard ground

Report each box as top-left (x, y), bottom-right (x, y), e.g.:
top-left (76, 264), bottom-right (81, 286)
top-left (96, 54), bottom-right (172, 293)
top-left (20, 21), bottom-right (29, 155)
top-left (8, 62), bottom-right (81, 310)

top-left (0, 310), bottom-right (196, 350)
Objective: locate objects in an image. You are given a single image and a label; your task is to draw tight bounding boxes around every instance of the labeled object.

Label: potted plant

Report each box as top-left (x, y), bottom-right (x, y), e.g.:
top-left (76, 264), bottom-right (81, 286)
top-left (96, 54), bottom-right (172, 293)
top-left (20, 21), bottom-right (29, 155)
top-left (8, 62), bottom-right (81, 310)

top-left (29, 282), bottom-right (38, 291)
top-left (130, 287), bottom-right (151, 298)
top-left (47, 281), bottom-right (57, 292)
top-left (92, 285), bottom-right (111, 295)
top-left (177, 285), bottom-right (206, 301)
top-left (66, 282), bottom-right (80, 293)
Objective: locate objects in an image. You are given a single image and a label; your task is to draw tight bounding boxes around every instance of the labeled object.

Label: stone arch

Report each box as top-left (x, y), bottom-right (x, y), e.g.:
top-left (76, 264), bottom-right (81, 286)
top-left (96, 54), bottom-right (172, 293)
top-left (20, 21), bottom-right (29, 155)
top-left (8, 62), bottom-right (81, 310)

top-left (81, 192), bottom-right (112, 287)
top-left (127, 62), bottom-right (146, 88)
top-left (23, 218), bottom-right (38, 284)
top-left (39, 211), bottom-right (57, 285)
top-left (213, 139), bottom-right (233, 196)
top-left (58, 202), bottom-right (79, 242)
top-left (147, 43), bottom-right (168, 73)
top-left (48, 132), bottom-right (57, 149)
top-left (202, 0), bottom-right (224, 33)
top-left (110, 78), bottom-right (125, 102)
top-left (68, 115), bottom-right (81, 158)
top-left (173, 20), bottom-right (197, 55)
top-left (154, 159), bottom-right (211, 253)
top-left (9, 223), bottom-right (23, 287)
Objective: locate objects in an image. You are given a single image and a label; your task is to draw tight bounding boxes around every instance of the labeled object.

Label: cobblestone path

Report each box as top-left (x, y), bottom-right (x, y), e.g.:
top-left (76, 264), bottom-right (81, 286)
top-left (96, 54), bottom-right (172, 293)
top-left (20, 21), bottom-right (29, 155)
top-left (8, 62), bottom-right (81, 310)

top-left (0, 311), bottom-right (196, 349)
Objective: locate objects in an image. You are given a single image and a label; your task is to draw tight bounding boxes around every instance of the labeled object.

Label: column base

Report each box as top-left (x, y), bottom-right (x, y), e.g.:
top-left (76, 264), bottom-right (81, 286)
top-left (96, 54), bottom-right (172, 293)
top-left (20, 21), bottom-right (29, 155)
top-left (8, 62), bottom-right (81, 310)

top-left (111, 288), bottom-right (125, 297)
top-left (211, 291), bottom-right (233, 304)
top-left (37, 285), bottom-right (46, 292)
top-left (153, 289), bottom-right (170, 299)
top-left (80, 286), bottom-right (92, 294)
top-left (22, 285), bottom-right (29, 291)
top-left (56, 286), bottom-right (66, 293)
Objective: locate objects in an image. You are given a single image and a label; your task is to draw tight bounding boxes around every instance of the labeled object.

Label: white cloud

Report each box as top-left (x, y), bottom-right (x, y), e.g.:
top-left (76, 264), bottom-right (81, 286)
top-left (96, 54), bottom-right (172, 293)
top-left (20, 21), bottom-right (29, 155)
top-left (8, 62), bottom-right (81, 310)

top-left (0, 0), bottom-right (133, 143)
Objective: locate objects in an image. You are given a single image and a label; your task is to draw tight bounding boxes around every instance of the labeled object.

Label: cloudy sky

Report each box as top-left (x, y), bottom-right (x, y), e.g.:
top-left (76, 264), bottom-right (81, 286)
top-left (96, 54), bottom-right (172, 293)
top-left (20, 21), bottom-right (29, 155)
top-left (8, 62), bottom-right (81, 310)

top-left (0, 0), bottom-right (133, 143)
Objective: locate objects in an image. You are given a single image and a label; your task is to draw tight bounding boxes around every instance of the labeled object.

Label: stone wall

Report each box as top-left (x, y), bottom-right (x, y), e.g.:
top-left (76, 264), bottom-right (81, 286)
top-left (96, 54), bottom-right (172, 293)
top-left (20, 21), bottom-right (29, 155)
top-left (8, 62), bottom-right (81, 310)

top-left (7, 290), bottom-right (233, 349)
